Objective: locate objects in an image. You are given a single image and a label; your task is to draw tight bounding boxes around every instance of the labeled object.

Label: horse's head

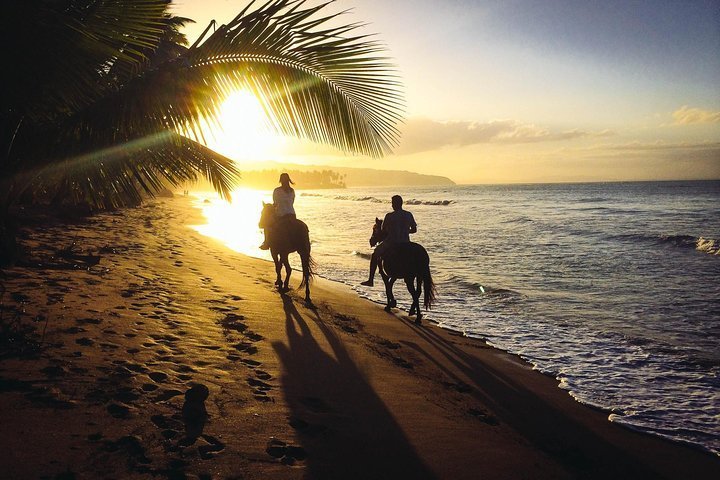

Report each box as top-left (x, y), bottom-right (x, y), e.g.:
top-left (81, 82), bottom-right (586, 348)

top-left (369, 217), bottom-right (384, 247)
top-left (258, 201), bottom-right (275, 228)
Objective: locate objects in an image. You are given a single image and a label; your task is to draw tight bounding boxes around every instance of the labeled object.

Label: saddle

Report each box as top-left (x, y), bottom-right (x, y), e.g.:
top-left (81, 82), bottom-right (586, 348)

top-left (268, 216), bottom-right (307, 250)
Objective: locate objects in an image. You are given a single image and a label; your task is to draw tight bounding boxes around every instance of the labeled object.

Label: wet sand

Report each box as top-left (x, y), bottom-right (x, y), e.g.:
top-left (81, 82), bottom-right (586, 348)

top-left (0, 196), bottom-right (718, 479)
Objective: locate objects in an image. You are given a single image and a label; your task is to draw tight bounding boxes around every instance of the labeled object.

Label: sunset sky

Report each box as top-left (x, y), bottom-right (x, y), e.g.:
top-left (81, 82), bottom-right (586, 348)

top-left (173, 0), bottom-right (720, 184)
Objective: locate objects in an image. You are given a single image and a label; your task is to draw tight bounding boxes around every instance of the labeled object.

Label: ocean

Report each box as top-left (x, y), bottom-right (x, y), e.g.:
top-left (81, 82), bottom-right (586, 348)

top-left (192, 180), bottom-right (720, 455)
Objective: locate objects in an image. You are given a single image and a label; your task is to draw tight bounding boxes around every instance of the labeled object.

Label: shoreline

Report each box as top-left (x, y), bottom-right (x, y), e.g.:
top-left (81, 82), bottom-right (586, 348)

top-left (1, 196), bottom-right (718, 479)
top-left (189, 193), bottom-right (719, 458)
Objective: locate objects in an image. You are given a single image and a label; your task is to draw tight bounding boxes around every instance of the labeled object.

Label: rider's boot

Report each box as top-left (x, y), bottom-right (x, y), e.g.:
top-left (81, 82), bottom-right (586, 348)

top-left (259, 230), bottom-right (270, 250)
top-left (360, 254), bottom-right (378, 286)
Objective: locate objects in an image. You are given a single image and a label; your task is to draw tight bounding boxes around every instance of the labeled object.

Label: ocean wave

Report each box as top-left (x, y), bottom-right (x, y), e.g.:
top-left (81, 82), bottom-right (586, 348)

top-left (696, 237), bottom-right (720, 255)
top-left (577, 197), bottom-right (610, 203)
top-left (612, 233), bottom-right (719, 256)
top-left (404, 198), bottom-right (455, 206)
top-left (333, 195), bottom-right (384, 203)
top-left (500, 216), bottom-right (534, 224)
top-left (311, 194), bottom-right (455, 206)
top-left (352, 250), bottom-right (373, 260)
top-left (659, 235), bottom-right (719, 255)
top-left (441, 274), bottom-right (522, 298)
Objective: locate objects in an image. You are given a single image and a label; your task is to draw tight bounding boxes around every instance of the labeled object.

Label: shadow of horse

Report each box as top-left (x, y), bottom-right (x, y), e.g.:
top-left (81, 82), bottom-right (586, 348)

top-left (272, 295), bottom-right (436, 479)
top-left (370, 218), bottom-right (436, 323)
top-left (259, 202), bottom-right (315, 305)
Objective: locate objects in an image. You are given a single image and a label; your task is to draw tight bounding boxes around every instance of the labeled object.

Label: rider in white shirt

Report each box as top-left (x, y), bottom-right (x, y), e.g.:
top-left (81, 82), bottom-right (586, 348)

top-left (260, 173), bottom-right (296, 250)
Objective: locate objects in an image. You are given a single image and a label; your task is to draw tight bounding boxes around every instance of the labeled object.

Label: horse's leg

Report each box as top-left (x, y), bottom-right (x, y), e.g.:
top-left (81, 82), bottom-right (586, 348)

top-left (272, 251), bottom-right (283, 288)
top-left (301, 252), bottom-right (312, 305)
top-left (406, 277), bottom-right (417, 316)
top-left (384, 277), bottom-right (397, 312)
top-left (388, 277), bottom-right (397, 308)
top-left (281, 254), bottom-right (292, 293)
top-left (415, 275), bottom-right (423, 324)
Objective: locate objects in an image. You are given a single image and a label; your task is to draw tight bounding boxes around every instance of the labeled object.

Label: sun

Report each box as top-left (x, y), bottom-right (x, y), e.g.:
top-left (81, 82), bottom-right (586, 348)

top-left (204, 90), bottom-right (281, 161)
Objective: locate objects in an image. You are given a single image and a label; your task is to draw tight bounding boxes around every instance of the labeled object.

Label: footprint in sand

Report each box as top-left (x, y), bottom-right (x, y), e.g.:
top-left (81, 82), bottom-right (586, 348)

top-left (247, 378), bottom-right (273, 391)
top-left (106, 403), bottom-right (131, 419)
top-left (153, 389), bottom-right (184, 402)
top-left (63, 326), bottom-right (86, 334)
top-left (467, 408), bottom-right (500, 426)
top-left (233, 342), bottom-right (258, 355)
top-left (289, 416), bottom-right (329, 437)
top-left (76, 317), bottom-right (102, 325)
top-left (266, 438), bottom-right (307, 465)
top-left (198, 434), bottom-right (226, 460)
top-left (243, 331), bottom-right (264, 342)
top-left (239, 358), bottom-right (261, 368)
top-left (148, 371), bottom-right (168, 383)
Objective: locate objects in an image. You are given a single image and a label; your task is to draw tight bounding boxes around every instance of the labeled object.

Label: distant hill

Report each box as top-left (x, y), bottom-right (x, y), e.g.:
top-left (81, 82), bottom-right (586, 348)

top-left (326, 166), bottom-right (454, 187)
top-left (236, 161), bottom-right (455, 187)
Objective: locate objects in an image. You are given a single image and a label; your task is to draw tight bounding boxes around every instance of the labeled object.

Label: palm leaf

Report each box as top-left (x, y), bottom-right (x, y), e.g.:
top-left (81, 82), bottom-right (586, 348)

top-left (21, 133), bottom-right (239, 209)
top-left (3, 0), bottom-right (404, 210)
top-left (62, 0), bottom-right (404, 158)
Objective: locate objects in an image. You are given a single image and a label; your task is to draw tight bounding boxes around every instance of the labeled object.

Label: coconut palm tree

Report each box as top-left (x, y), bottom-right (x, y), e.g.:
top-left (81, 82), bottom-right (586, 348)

top-left (0, 0), bottom-right (403, 263)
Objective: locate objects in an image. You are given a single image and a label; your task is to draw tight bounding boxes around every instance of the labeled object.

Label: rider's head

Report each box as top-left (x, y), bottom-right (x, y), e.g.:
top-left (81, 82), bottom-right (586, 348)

top-left (391, 195), bottom-right (403, 211)
top-left (279, 173), bottom-right (294, 188)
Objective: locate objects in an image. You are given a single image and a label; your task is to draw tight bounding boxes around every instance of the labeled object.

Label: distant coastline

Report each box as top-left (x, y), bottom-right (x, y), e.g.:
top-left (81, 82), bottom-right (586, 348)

top-left (233, 161), bottom-right (456, 188)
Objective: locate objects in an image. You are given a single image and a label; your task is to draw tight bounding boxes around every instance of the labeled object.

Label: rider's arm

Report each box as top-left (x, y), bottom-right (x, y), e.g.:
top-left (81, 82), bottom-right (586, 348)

top-left (381, 212), bottom-right (392, 234)
top-left (408, 213), bottom-right (417, 234)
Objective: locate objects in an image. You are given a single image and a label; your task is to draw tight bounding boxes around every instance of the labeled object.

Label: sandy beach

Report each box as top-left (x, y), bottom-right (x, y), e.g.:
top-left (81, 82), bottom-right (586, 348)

top-left (1, 196), bottom-right (718, 480)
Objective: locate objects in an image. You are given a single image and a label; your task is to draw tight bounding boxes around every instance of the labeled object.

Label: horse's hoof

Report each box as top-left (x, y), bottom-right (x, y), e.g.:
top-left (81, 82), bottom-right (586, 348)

top-left (280, 287), bottom-right (290, 294)
top-left (409, 306), bottom-right (416, 316)
top-left (384, 305), bottom-right (392, 313)
top-left (414, 318), bottom-right (422, 325)
top-left (304, 299), bottom-right (314, 308)
top-left (389, 300), bottom-right (397, 308)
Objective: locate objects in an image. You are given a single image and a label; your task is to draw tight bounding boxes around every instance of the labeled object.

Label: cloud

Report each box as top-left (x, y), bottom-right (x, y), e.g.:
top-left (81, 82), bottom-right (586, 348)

top-left (672, 106), bottom-right (720, 125)
top-left (396, 118), bottom-right (614, 154)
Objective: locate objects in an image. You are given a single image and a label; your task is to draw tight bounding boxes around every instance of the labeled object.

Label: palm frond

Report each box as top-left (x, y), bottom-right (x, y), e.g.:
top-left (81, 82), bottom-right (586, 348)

top-left (3, 0), bottom-right (404, 212)
top-left (190, 0), bottom-right (405, 157)
top-left (22, 132), bottom-right (239, 209)
top-left (2, 0), bottom-right (171, 126)
top-left (58, 0), bottom-right (404, 159)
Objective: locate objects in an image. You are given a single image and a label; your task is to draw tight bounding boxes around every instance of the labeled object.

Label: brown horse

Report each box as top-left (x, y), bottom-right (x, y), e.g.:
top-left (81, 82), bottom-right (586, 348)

top-left (369, 218), bottom-right (436, 323)
top-left (259, 202), bottom-right (315, 305)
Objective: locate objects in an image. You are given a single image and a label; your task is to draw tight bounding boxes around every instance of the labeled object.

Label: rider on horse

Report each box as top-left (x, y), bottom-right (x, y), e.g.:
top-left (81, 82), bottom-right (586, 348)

top-left (361, 195), bottom-right (417, 287)
top-left (260, 172), bottom-right (296, 250)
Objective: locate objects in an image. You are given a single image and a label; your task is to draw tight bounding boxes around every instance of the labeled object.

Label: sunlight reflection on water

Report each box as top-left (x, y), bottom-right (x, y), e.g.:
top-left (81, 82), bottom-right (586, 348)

top-left (190, 189), bottom-right (271, 260)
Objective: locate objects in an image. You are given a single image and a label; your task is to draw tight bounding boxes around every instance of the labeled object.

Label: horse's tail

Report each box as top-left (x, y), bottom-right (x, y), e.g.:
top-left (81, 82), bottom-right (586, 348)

top-left (423, 264), bottom-right (436, 310)
top-left (299, 252), bottom-right (315, 288)
top-left (299, 230), bottom-right (315, 289)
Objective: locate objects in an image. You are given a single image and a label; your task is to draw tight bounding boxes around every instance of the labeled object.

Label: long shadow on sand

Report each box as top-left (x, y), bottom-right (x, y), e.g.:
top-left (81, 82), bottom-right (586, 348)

top-left (273, 295), bottom-right (436, 479)
top-left (400, 321), bottom-right (720, 479)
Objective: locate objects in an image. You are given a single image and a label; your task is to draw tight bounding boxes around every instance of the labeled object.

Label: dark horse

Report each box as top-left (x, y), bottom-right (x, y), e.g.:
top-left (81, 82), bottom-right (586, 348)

top-left (370, 218), bottom-right (436, 324)
top-left (259, 202), bottom-right (315, 305)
